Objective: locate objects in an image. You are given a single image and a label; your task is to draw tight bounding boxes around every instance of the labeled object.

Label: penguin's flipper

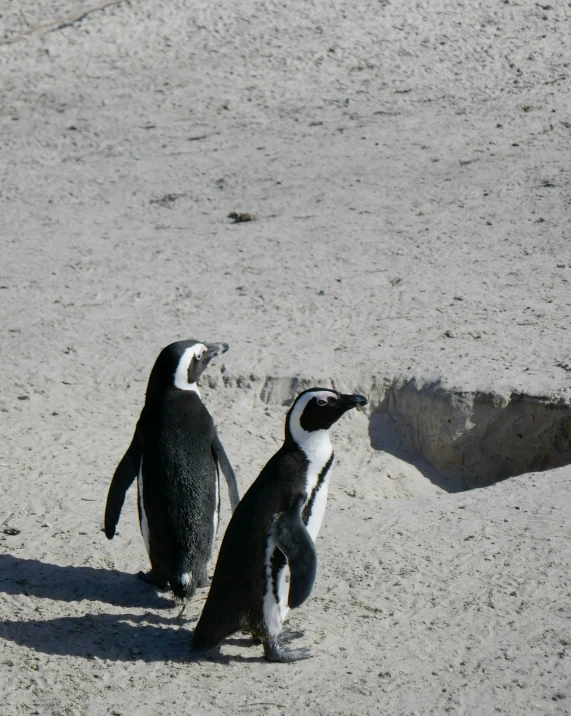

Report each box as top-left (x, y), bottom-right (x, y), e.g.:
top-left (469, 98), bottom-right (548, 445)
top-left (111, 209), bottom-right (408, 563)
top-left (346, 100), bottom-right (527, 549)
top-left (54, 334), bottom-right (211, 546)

top-left (272, 495), bottom-right (317, 609)
top-left (211, 432), bottom-right (240, 511)
top-left (104, 433), bottom-right (141, 539)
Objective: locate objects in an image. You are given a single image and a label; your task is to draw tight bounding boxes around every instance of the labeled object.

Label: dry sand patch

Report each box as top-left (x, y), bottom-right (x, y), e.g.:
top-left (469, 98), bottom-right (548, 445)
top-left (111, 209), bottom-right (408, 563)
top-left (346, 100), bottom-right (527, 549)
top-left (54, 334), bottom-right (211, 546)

top-left (1, 1), bottom-right (570, 713)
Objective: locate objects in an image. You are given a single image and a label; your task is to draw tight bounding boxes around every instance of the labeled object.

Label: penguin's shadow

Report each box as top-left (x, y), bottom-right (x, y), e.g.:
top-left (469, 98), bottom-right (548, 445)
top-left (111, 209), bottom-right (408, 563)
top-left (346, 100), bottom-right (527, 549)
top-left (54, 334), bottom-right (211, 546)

top-left (0, 554), bottom-right (174, 609)
top-left (0, 610), bottom-right (266, 664)
top-left (0, 611), bottom-right (193, 663)
top-left (0, 611), bottom-right (271, 663)
top-left (0, 555), bottom-right (269, 663)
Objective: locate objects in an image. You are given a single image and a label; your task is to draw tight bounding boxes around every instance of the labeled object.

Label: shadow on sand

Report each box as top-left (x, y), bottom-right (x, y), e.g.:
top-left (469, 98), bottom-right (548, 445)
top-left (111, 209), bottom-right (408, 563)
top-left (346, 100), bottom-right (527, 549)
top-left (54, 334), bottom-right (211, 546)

top-left (368, 411), bottom-right (469, 493)
top-left (0, 554), bottom-right (174, 609)
top-left (0, 554), bottom-right (269, 663)
top-left (0, 610), bottom-right (268, 664)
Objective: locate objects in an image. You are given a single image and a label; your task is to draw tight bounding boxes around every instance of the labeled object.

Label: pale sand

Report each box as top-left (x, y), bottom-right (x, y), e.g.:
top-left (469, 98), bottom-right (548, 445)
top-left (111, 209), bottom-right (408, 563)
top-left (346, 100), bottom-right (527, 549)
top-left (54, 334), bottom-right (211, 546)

top-left (1, 1), bottom-right (570, 714)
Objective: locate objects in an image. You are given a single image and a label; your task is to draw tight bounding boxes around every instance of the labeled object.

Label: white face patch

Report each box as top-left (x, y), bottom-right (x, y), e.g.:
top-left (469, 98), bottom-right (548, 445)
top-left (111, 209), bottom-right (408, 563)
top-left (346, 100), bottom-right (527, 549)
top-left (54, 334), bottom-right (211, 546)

top-left (288, 390), bottom-right (337, 461)
top-left (288, 390), bottom-right (337, 542)
top-left (173, 343), bottom-right (207, 393)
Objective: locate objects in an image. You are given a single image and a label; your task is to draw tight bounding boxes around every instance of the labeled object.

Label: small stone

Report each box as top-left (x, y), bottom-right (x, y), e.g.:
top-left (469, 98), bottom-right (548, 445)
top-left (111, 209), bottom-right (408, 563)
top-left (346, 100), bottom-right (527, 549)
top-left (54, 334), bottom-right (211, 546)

top-left (228, 212), bottom-right (256, 223)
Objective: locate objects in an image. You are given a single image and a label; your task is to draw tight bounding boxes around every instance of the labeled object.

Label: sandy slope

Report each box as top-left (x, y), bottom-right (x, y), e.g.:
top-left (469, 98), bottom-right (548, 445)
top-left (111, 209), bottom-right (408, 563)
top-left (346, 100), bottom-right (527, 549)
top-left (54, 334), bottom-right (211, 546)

top-left (1, 1), bottom-right (570, 714)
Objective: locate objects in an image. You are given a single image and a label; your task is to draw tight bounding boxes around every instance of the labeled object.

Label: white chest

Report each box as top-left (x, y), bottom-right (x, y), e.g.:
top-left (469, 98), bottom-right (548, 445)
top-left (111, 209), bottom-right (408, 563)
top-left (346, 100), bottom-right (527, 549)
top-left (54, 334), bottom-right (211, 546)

top-left (304, 468), bottom-right (332, 542)
top-left (299, 431), bottom-right (333, 542)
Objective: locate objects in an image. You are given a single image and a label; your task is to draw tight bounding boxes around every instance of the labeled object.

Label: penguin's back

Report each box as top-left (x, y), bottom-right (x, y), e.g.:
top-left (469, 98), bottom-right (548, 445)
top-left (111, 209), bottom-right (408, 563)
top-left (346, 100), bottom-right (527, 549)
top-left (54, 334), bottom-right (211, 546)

top-left (141, 393), bottom-right (218, 570)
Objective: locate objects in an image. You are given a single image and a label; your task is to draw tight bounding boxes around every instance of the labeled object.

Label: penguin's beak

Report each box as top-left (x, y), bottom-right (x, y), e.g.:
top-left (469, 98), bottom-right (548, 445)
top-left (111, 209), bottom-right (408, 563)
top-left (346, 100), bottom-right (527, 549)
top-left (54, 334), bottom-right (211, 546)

top-left (338, 393), bottom-right (368, 409)
top-left (204, 342), bottom-right (229, 361)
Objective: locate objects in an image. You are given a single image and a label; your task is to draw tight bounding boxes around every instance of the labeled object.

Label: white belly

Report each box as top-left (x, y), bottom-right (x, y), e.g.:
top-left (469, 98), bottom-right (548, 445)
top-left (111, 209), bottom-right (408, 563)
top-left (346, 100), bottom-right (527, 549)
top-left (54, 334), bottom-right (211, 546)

top-left (262, 442), bottom-right (333, 634)
top-left (263, 537), bottom-right (290, 637)
top-left (212, 470), bottom-right (220, 541)
top-left (262, 458), bottom-right (333, 633)
top-left (137, 461), bottom-right (151, 558)
top-left (302, 446), bottom-right (333, 542)
top-left (304, 475), bottom-right (331, 542)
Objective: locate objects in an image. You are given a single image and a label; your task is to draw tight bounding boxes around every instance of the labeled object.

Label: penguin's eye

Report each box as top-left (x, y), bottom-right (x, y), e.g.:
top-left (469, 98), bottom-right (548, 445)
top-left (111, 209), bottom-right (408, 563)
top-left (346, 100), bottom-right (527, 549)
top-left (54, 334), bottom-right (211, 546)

top-left (195, 349), bottom-right (206, 360)
top-left (317, 398), bottom-right (328, 407)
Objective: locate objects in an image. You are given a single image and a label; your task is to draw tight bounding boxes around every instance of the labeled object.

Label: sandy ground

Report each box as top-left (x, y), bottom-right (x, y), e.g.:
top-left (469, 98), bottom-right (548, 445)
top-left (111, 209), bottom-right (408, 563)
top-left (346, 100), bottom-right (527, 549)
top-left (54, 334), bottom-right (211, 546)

top-left (1, 1), bottom-right (570, 714)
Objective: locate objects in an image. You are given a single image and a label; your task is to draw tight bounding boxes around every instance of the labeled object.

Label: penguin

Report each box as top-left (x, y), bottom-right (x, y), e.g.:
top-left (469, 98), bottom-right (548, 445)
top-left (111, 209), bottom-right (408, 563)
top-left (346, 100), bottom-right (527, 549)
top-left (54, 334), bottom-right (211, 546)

top-left (104, 339), bottom-right (240, 603)
top-left (192, 388), bottom-right (368, 662)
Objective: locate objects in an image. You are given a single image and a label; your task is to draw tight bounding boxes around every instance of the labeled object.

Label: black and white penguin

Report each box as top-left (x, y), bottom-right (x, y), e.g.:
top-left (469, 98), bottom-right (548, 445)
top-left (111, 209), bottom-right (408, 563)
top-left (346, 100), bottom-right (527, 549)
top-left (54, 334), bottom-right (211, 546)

top-left (192, 388), bottom-right (368, 662)
top-left (104, 340), bottom-right (240, 603)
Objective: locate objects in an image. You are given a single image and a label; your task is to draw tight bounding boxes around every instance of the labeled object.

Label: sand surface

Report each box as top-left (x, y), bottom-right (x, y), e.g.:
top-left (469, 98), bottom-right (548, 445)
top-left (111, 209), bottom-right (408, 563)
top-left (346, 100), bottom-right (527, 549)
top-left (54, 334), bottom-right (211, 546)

top-left (1, 1), bottom-right (570, 714)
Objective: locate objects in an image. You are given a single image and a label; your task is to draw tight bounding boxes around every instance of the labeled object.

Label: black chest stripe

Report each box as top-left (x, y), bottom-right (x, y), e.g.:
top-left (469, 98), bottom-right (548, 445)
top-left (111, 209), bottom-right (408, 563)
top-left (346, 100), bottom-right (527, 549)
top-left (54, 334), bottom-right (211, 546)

top-left (302, 453), bottom-right (334, 526)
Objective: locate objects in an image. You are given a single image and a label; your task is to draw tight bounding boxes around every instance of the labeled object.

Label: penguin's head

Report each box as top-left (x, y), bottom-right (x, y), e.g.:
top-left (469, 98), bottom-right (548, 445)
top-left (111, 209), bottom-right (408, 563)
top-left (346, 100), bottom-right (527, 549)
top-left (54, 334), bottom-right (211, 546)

top-left (146, 339), bottom-right (229, 399)
top-left (286, 388), bottom-right (368, 443)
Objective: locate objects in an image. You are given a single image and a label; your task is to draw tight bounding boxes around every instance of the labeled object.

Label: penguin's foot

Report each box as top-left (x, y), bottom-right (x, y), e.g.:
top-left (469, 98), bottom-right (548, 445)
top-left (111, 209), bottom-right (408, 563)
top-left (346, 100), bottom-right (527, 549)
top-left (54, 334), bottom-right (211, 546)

top-left (280, 629), bottom-right (304, 644)
top-left (137, 570), bottom-right (169, 589)
top-left (263, 639), bottom-right (312, 663)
